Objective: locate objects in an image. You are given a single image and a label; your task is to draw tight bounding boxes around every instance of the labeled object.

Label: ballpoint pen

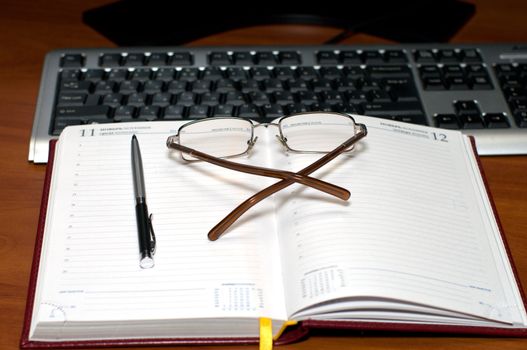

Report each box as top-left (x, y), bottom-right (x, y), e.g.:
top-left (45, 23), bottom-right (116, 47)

top-left (131, 134), bottom-right (156, 269)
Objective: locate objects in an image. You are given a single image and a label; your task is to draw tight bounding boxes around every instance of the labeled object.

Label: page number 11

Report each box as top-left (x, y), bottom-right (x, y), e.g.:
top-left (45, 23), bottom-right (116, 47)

top-left (432, 132), bottom-right (448, 142)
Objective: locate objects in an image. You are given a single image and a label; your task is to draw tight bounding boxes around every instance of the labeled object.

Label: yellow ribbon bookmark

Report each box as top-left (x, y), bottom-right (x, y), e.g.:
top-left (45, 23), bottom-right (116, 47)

top-left (259, 317), bottom-right (273, 350)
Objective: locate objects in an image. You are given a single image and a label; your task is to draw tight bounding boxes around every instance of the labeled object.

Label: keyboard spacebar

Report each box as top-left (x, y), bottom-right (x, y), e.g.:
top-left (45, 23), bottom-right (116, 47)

top-left (361, 102), bottom-right (423, 116)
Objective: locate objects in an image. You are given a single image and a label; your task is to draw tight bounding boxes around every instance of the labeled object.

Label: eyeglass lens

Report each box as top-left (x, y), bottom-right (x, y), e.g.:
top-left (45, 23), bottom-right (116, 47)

top-left (178, 118), bottom-right (253, 160)
top-left (279, 113), bottom-right (356, 153)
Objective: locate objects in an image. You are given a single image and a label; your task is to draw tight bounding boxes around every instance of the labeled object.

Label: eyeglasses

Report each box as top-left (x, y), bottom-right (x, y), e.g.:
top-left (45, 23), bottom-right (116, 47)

top-left (166, 112), bottom-right (367, 241)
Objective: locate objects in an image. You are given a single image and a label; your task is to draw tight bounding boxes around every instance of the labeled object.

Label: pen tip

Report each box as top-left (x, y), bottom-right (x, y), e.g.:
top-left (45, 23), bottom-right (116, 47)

top-left (132, 134), bottom-right (137, 140)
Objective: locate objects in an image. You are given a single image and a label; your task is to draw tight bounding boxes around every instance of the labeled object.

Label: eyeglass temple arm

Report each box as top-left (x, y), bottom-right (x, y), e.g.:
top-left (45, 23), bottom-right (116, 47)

top-left (207, 124), bottom-right (367, 241)
top-left (167, 143), bottom-right (350, 200)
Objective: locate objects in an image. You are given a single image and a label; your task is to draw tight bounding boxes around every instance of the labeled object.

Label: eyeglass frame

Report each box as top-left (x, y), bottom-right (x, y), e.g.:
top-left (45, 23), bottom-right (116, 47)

top-left (166, 112), bottom-right (367, 241)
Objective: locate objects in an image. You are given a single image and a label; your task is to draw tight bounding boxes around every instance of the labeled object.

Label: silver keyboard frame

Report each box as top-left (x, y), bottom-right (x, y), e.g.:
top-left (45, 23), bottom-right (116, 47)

top-left (29, 44), bottom-right (527, 163)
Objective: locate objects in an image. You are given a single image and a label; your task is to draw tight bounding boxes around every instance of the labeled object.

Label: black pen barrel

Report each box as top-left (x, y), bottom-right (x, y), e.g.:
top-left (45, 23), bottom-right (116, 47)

top-left (135, 201), bottom-right (154, 267)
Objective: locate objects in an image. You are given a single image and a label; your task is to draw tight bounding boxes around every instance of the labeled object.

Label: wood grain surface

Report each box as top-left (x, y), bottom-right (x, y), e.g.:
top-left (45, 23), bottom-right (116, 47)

top-left (1, 0), bottom-right (526, 349)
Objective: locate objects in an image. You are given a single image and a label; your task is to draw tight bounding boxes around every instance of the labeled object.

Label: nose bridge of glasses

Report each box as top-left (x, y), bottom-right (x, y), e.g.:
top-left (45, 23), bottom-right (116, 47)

top-left (253, 122), bottom-right (279, 129)
top-left (252, 122), bottom-right (289, 149)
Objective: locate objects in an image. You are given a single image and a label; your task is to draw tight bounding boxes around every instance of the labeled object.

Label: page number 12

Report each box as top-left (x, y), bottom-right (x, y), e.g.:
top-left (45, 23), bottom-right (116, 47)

top-left (432, 132), bottom-right (448, 142)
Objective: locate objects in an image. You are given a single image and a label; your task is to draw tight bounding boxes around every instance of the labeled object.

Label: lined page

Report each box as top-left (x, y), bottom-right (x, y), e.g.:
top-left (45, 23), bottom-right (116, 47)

top-left (273, 116), bottom-right (525, 325)
top-left (31, 122), bottom-right (287, 337)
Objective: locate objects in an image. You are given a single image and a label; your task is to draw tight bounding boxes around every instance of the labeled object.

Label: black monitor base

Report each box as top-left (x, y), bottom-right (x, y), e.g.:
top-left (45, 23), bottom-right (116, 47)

top-left (83, 0), bottom-right (475, 46)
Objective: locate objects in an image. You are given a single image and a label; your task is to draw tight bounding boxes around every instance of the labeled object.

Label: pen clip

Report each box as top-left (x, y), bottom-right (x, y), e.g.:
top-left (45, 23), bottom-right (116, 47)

top-left (148, 213), bottom-right (156, 255)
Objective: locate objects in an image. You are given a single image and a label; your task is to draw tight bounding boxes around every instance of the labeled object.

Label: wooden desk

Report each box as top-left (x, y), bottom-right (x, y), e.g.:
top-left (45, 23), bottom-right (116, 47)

top-left (1, 0), bottom-right (526, 349)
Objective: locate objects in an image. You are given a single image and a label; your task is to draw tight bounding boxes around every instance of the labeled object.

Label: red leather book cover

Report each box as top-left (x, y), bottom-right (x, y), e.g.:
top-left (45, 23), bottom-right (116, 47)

top-left (20, 138), bottom-right (527, 349)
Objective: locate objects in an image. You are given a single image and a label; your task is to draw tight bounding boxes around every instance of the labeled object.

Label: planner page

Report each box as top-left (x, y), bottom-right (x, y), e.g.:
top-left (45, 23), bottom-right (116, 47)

top-left (30, 122), bottom-right (287, 340)
top-left (273, 115), bottom-right (526, 326)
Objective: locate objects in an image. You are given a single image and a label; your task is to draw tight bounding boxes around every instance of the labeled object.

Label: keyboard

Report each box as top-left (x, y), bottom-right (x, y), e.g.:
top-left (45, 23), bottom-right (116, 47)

top-left (29, 44), bottom-right (527, 162)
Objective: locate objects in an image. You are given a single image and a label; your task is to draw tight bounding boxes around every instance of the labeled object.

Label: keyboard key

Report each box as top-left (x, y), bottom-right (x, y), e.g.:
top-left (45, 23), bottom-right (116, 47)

top-left (460, 114), bottom-right (486, 128)
top-left (178, 68), bottom-right (199, 82)
top-left (130, 68), bottom-right (151, 81)
top-left (460, 49), bottom-right (482, 62)
top-left (151, 93), bottom-right (172, 107)
top-left (454, 100), bottom-right (480, 116)
top-left (414, 50), bottom-right (435, 63)
top-left (319, 67), bottom-right (342, 80)
top-left (93, 81), bottom-right (115, 95)
top-left (53, 118), bottom-right (83, 134)
top-left (167, 80), bottom-right (188, 94)
top-left (209, 52), bottom-right (231, 65)
top-left (227, 67), bottom-right (248, 81)
top-left (447, 77), bottom-right (470, 89)
top-left (201, 67), bottom-right (224, 81)
top-left (262, 78), bottom-right (283, 92)
top-left (435, 114), bottom-right (460, 129)
top-left (514, 110), bottom-right (527, 127)
top-left (278, 51), bottom-right (301, 65)
top-left (368, 65), bottom-right (411, 79)
top-left (423, 77), bottom-right (446, 90)
top-left (297, 67), bottom-right (319, 81)
top-left (84, 95), bottom-right (100, 106)
top-left (56, 105), bottom-right (110, 120)
top-left (471, 76), bottom-right (493, 89)
top-left (200, 92), bottom-right (221, 106)
top-left (216, 79), bottom-right (237, 93)
top-left (60, 81), bottom-right (92, 93)
top-left (251, 67), bottom-right (273, 81)
top-left (57, 93), bottom-right (86, 107)
top-left (361, 51), bottom-right (384, 64)
top-left (137, 106), bottom-right (160, 120)
top-left (383, 78), bottom-right (418, 101)
top-left (113, 106), bottom-right (136, 121)
top-left (233, 52), bottom-right (254, 65)
top-left (485, 113), bottom-right (510, 128)
top-left (419, 65), bottom-right (441, 78)
top-left (248, 91), bottom-right (270, 106)
top-left (123, 53), bottom-right (145, 66)
top-left (255, 52), bottom-right (277, 65)
top-left (384, 50), bottom-right (407, 63)
top-left (143, 80), bottom-right (164, 94)
top-left (261, 104), bottom-right (283, 119)
top-left (297, 91), bottom-right (319, 105)
top-left (155, 68), bottom-right (176, 81)
top-left (317, 51), bottom-right (339, 64)
top-left (273, 91), bottom-right (295, 105)
top-left (107, 69), bottom-right (128, 82)
top-left (225, 91), bottom-right (246, 106)
top-left (237, 104), bottom-right (261, 118)
top-left (119, 80), bottom-right (140, 94)
top-left (361, 101), bottom-right (423, 117)
top-left (176, 92), bottom-right (197, 106)
top-left (163, 105), bottom-right (186, 119)
top-left (170, 52), bottom-right (193, 66)
top-left (147, 53), bottom-right (169, 66)
top-left (340, 51), bottom-right (361, 64)
top-left (60, 69), bottom-right (81, 81)
top-left (83, 69), bottom-right (105, 81)
top-left (436, 49), bottom-right (459, 62)
top-left (61, 54), bottom-right (84, 68)
top-left (102, 93), bottom-right (123, 107)
top-left (100, 53), bottom-right (122, 67)
top-left (239, 79), bottom-right (260, 93)
top-left (190, 80), bottom-right (211, 94)
top-left (127, 93), bottom-right (147, 107)
top-left (187, 105), bottom-right (209, 119)
top-left (214, 104), bottom-right (234, 117)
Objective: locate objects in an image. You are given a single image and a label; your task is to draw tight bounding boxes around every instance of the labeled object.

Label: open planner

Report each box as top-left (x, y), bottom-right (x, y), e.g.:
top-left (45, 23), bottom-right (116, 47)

top-left (21, 115), bottom-right (527, 347)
